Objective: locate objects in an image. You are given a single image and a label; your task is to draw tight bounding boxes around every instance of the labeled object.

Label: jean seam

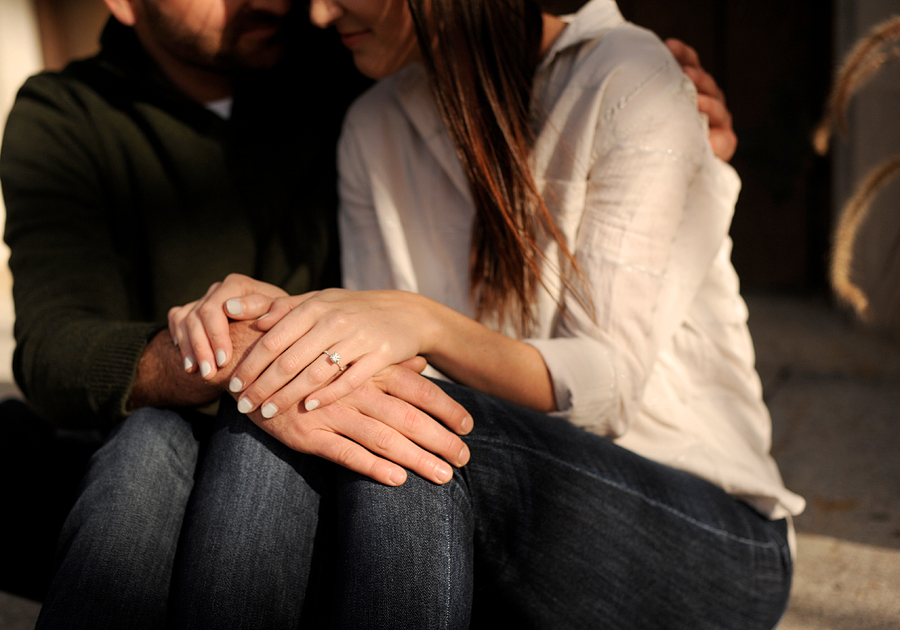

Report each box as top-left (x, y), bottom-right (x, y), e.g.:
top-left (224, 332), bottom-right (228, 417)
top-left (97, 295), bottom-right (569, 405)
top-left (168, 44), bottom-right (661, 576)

top-left (441, 479), bottom-right (452, 630)
top-left (468, 436), bottom-right (781, 550)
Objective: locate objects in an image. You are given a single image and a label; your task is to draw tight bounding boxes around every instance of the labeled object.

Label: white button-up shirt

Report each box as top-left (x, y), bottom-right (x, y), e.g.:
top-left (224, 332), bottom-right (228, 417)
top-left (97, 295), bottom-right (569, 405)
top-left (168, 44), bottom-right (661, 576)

top-left (338, 0), bottom-right (805, 520)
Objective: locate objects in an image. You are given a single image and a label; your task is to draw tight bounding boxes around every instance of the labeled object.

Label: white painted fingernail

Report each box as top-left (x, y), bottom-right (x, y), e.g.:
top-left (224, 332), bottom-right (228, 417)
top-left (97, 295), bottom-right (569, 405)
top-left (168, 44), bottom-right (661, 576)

top-left (172, 336), bottom-right (179, 346)
top-left (200, 361), bottom-right (211, 378)
top-left (237, 398), bottom-right (253, 414)
top-left (257, 313), bottom-right (269, 321)
top-left (184, 356), bottom-right (194, 371)
top-left (225, 299), bottom-right (243, 316)
top-left (229, 377), bottom-right (243, 393)
top-left (216, 349), bottom-right (227, 367)
top-left (304, 399), bottom-right (320, 412)
top-left (261, 403), bottom-right (278, 419)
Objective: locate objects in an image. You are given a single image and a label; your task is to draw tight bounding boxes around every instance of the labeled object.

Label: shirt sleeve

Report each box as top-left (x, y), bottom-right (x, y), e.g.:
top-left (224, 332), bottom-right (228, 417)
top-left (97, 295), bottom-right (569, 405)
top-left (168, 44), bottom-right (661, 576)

top-left (337, 112), bottom-right (398, 293)
top-left (526, 41), bottom-right (741, 437)
top-left (1, 75), bottom-right (162, 429)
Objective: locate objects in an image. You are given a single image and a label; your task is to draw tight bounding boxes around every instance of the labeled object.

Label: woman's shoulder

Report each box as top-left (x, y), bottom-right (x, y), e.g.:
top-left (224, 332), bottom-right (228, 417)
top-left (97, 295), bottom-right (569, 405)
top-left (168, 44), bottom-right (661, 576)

top-left (564, 22), bottom-right (686, 101)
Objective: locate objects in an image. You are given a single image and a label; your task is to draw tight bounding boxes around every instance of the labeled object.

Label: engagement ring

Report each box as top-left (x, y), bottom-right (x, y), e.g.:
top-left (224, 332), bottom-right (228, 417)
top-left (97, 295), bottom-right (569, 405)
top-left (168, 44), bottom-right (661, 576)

top-left (322, 350), bottom-right (345, 372)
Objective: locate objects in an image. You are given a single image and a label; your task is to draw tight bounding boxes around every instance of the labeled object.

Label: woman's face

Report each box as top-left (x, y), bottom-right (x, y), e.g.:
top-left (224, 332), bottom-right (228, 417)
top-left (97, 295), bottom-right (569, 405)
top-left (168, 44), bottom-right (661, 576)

top-left (309, 0), bottom-right (420, 79)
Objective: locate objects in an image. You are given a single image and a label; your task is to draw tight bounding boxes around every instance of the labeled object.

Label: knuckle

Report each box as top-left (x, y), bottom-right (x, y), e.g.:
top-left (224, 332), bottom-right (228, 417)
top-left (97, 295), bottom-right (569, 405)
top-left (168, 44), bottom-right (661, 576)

top-left (197, 300), bottom-right (219, 319)
top-left (411, 377), bottom-right (435, 404)
top-left (260, 331), bottom-right (285, 354)
top-left (244, 384), bottom-right (266, 405)
top-left (274, 352), bottom-right (304, 377)
top-left (413, 451), bottom-right (437, 476)
top-left (307, 361), bottom-right (333, 385)
top-left (323, 310), bottom-right (349, 328)
top-left (373, 427), bottom-right (396, 453)
top-left (272, 296), bottom-right (293, 311)
top-left (293, 418), bottom-right (317, 442)
top-left (335, 442), bottom-right (364, 469)
top-left (444, 432), bottom-right (463, 455)
top-left (401, 407), bottom-right (423, 435)
top-left (340, 369), bottom-right (364, 392)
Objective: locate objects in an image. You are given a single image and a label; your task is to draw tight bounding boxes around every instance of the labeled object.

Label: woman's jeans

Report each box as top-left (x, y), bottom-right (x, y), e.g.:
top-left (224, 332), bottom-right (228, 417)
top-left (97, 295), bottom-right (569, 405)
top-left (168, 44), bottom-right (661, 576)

top-left (37, 383), bottom-right (792, 630)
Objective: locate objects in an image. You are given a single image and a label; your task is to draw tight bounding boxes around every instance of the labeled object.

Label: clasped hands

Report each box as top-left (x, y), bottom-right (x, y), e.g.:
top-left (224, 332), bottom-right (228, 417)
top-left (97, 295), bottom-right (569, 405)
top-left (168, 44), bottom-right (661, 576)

top-left (169, 274), bottom-right (470, 487)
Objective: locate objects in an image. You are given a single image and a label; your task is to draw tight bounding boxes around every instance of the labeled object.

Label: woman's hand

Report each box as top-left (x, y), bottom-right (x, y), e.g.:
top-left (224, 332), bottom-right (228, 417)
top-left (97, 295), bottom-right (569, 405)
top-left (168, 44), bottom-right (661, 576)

top-left (168, 273), bottom-right (288, 381)
top-left (224, 288), bottom-right (435, 420)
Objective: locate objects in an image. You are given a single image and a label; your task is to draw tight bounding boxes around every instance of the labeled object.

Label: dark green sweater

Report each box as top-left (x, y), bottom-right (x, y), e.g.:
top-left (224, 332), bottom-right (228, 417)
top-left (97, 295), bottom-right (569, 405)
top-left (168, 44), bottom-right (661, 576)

top-left (0, 19), bottom-right (364, 429)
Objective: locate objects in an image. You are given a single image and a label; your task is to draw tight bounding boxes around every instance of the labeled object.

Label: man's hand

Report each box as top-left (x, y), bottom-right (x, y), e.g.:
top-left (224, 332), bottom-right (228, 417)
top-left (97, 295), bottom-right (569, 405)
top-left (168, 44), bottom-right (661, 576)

top-left (666, 38), bottom-right (738, 162)
top-left (243, 359), bottom-right (472, 486)
top-left (127, 319), bottom-right (263, 411)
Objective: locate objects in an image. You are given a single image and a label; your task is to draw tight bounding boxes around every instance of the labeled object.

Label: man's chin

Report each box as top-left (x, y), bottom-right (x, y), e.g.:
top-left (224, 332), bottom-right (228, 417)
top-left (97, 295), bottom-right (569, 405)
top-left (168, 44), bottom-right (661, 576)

top-left (220, 41), bottom-right (287, 71)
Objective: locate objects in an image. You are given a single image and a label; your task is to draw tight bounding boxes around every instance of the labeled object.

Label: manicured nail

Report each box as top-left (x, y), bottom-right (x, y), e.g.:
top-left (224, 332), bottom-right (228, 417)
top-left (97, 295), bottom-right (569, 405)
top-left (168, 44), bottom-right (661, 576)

top-left (237, 398), bottom-right (253, 414)
top-left (172, 336), bottom-right (179, 346)
top-left (216, 349), bottom-right (227, 367)
top-left (435, 463), bottom-right (453, 484)
top-left (229, 377), bottom-right (243, 393)
top-left (225, 299), bottom-right (242, 316)
top-left (461, 415), bottom-right (473, 434)
top-left (261, 403), bottom-right (278, 419)
top-left (388, 468), bottom-right (407, 486)
top-left (257, 313), bottom-right (269, 321)
top-left (184, 356), bottom-right (195, 372)
top-left (304, 399), bottom-right (320, 412)
top-left (200, 361), bottom-right (211, 378)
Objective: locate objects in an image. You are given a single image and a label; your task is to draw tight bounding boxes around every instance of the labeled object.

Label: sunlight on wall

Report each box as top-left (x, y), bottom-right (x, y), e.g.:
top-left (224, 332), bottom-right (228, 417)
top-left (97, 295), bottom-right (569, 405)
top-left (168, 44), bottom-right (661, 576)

top-left (0, 0), bottom-right (43, 387)
top-left (0, 0), bottom-right (43, 289)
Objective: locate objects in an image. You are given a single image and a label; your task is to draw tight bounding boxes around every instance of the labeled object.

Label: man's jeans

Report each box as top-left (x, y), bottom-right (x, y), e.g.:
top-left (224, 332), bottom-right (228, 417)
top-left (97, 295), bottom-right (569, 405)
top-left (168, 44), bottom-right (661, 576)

top-left (36, 401), bottom-right (325, 630)
top-left (37, 383), bottom-right (792, 630)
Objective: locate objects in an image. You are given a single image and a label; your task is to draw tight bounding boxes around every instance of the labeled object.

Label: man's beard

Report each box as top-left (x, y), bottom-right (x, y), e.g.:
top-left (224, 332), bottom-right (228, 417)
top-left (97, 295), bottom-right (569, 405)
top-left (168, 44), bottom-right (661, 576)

top-left (141, 2), bottom-right (288, 72)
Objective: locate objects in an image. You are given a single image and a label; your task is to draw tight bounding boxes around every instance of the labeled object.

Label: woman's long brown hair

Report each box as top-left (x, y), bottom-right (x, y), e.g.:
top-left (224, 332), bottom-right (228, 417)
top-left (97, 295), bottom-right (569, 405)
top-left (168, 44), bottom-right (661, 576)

top-left (408, 0), bottom-right (588, 336)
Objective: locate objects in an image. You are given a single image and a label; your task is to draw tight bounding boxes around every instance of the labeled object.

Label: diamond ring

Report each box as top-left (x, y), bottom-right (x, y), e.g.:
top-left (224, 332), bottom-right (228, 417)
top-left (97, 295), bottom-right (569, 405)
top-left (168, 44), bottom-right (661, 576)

top-left (322, 350), bottom-right (345, 372)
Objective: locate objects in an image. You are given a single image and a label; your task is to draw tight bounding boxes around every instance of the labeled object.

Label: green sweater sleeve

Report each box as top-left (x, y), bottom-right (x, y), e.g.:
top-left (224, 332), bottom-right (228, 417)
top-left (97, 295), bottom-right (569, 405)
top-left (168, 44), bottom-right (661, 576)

top-left (1, 74), bottom-right (164, 429)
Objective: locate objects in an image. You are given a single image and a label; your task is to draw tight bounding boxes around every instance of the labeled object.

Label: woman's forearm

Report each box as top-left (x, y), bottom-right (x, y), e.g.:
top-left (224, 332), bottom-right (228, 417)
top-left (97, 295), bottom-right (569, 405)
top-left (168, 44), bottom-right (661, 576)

top-left (414, 294), bottom-right (557, 413)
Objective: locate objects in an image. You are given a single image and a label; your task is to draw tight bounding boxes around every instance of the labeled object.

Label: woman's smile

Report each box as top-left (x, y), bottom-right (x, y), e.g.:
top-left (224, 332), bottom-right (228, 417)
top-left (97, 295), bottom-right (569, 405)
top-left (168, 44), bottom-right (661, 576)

top-left (309, 0), bottom-right (420, 79)
top-left (338, 28), bottom-right (370, 49)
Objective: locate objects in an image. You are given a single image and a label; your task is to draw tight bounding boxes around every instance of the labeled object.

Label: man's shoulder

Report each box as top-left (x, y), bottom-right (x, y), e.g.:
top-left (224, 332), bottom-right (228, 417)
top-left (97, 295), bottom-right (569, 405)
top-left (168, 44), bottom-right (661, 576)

top-left (10, 55), bottom-right (137, 121)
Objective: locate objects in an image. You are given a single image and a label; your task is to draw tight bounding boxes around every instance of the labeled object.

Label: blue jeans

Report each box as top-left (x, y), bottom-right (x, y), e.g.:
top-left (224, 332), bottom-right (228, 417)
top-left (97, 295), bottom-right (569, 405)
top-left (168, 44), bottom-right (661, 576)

top-left (38, 383), bottom-right (792, 629)
top-left (36, 407), bottom-right (202, 629)
top-left (329, 380), bottom-right (793, 630)
top-left (36, 400), bottom-right (325, 629)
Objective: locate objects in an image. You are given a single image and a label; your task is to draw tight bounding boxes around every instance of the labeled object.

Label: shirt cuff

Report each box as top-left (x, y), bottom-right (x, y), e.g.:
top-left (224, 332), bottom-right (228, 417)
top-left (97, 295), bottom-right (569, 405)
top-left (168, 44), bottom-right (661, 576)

top-left (524, 334), bottom-right (627, 437)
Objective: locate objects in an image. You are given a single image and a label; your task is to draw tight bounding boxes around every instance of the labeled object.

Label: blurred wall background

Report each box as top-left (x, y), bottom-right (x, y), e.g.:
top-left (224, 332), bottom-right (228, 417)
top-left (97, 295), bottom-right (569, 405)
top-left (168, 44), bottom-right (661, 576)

top-left (832, 0), bottom-right (900, 335)
top-left (0, 0), bottom-right (44, 294)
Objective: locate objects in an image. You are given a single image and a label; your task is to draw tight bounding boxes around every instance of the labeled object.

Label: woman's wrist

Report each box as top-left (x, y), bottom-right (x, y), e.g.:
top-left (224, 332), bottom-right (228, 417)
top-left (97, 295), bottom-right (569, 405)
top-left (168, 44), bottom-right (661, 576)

top-left (406, 291), bottom-right (451, 358)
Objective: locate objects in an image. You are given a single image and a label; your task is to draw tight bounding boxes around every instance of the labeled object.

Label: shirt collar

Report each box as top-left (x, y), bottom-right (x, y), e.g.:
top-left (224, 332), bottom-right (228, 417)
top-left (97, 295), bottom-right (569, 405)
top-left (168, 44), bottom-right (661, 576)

top-left (538, 0), bottom-right (625, 71)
